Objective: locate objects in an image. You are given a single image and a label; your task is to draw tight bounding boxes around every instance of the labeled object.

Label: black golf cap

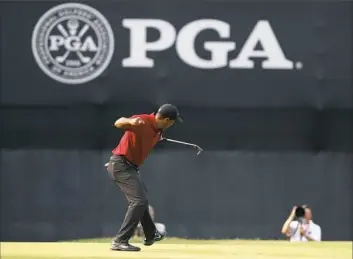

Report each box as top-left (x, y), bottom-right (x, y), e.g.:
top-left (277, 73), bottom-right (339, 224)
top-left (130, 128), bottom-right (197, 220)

top-left (157, 104), bottom-right (183, 123)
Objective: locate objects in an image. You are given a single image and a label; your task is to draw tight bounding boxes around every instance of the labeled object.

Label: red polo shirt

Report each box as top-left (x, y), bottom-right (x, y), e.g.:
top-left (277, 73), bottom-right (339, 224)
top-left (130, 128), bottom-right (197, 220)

top-left (112, 113), bottom-right (162, 167)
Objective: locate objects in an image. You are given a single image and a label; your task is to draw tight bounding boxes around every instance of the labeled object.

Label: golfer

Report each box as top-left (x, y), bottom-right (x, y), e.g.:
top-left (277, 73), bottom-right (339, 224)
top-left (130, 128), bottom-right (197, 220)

top-left (106, 104), bottom-right (182, 251)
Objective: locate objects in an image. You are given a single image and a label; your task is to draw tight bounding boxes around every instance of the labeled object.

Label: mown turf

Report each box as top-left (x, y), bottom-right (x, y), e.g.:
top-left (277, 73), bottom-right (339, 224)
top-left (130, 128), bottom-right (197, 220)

top-left (1, 239), bottom-right (352, 259)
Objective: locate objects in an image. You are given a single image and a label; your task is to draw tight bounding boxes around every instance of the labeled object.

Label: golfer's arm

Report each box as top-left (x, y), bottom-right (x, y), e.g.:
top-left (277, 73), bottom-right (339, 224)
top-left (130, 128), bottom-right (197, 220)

top-left (114, 117), bottom-right (134, 129)
top-left (281, 217), bottom-right (294, 236)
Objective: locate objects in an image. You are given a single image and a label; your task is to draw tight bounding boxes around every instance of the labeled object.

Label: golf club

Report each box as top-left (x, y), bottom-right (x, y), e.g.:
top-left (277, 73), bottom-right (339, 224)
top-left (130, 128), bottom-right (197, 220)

top-left (77, 51), bottom-right (91, 63)
top-left (56, 50), bottom-right (70, 63)
top-left (161, 137), bottom-right (203, 155)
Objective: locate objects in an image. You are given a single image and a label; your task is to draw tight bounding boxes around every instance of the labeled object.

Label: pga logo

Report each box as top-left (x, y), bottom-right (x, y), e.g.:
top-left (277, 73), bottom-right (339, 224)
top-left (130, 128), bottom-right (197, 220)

top-left (32, 3), bottom-right (115, 84)
top-left (123, 19), bottom-right (302, 70)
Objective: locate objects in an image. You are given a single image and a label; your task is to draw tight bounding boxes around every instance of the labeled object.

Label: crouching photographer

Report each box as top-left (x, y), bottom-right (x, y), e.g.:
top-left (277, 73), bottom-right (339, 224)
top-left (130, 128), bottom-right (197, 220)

top-left (281, 205), bottom-right (321, 242)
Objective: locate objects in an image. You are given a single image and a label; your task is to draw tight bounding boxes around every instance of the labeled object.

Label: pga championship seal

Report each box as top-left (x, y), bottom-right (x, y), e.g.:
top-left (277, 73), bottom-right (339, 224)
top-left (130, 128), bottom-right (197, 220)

top-left (31, 3), bottom-right (115, 84)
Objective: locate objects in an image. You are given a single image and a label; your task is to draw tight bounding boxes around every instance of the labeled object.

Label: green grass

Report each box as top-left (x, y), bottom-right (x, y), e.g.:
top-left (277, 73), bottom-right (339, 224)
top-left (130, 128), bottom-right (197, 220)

top-left (1, 238), bottom-right (352, 259)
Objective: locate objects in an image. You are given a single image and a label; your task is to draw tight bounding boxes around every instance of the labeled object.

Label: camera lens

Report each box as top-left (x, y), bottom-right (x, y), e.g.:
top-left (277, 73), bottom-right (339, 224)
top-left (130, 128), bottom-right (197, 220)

top-left (295, 207), bottom-right (305, 218)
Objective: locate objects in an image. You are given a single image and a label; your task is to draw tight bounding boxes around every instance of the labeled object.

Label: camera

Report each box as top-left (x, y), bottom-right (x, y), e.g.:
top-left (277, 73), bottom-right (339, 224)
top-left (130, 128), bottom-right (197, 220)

top-left (295, 206), bottom-right (306, 223)
top-left (295, 206), bottom-right (305, 218)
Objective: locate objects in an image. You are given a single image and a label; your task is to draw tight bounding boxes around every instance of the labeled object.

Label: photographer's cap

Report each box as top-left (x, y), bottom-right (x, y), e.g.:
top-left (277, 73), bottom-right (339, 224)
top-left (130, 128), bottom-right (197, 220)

top-left (157, 104), bottom-right (183, 123)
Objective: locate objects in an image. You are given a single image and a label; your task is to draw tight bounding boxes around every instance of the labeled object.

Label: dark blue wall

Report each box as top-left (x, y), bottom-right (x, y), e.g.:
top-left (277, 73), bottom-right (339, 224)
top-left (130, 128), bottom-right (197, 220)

top-left (1, 0), bottom-right (352, 241)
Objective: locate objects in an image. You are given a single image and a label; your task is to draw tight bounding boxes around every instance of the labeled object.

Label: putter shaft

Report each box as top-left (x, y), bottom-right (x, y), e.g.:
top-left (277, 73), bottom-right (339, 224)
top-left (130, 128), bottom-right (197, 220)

top-left (162, 138), bottom-right (196, 147)
top-left (162, 138), bottom-right (203, 155)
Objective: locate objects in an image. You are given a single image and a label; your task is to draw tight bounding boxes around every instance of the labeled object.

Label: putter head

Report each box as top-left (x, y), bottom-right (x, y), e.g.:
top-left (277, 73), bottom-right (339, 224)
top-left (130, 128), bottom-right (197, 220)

top-left (196, 146), bottom-right (203, 155)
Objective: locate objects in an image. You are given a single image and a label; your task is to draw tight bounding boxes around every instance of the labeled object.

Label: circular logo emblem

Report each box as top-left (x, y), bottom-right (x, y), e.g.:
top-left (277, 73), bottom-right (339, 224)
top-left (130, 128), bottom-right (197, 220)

top-left (32, 3), bottom-right (115, 84)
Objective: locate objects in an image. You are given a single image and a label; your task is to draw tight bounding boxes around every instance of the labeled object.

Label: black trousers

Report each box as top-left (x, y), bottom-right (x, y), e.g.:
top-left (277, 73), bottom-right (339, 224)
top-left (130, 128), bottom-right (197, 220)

top-left (107, 155), bottom-right (156, 243)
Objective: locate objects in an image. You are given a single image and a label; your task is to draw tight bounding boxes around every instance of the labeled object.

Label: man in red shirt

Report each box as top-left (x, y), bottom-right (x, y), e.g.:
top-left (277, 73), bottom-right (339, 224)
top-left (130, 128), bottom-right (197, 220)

top-left (106, 104), bottom-right (182, 252)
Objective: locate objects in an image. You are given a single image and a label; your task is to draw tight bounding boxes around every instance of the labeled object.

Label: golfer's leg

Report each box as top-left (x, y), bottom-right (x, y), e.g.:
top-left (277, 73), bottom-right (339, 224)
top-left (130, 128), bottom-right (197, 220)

top-left (140, 207), bottom-right (156, 239)
top-left (114, 171), bottom-right (148, 243)
top-left (138, 177), bottom-right (157, 239)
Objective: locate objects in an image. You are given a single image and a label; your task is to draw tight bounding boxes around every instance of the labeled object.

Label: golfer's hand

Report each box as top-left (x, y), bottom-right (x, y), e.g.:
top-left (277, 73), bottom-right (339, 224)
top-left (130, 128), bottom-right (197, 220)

top-left (130, 117), bottom-right (145, 126)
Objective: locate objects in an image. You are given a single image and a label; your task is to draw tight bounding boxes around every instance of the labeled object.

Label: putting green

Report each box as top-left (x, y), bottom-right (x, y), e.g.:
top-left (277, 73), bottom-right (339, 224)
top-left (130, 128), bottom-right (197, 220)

top-left (1, 240), bottom-right (351, 259)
